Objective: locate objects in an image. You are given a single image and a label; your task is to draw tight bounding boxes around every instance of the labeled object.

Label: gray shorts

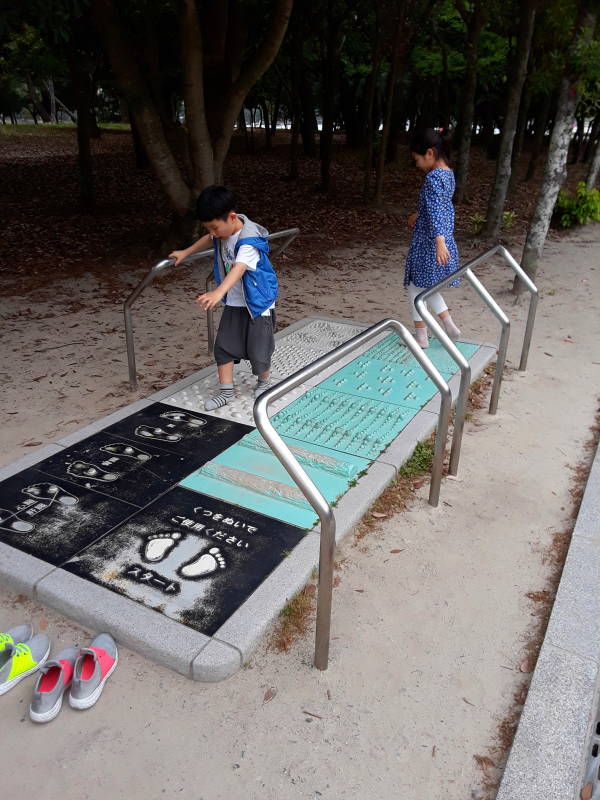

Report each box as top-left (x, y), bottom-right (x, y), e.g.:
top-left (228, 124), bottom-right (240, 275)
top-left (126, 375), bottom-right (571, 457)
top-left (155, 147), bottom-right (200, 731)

top-left (213, 306), bottom-right (276, 375)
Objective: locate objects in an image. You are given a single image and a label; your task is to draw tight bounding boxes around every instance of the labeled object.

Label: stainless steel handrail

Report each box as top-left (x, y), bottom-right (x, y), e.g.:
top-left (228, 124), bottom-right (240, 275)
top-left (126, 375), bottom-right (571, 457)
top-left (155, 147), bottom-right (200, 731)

top-left (124, 228), bottom-right (299, 390)
top-left (414, 244), bottom-right (538, 476)
top-left (254, 318), bottom-right (452, 671)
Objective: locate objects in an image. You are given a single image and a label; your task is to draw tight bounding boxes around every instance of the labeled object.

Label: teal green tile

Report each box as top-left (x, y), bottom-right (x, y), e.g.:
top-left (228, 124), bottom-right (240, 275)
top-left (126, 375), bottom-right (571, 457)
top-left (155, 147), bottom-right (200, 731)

top-left (365, 336), bottom-right (480, 375)
top-left (179, 432), bottom-right (371, 528)
top-left (270, 387), bottom-right (417, 459)
top-left (319, 356), bottom-right (438, 409)
top-left (181, 469), bottom-right (318, 528)
top-left (242, 429), bottom-right (369, 479)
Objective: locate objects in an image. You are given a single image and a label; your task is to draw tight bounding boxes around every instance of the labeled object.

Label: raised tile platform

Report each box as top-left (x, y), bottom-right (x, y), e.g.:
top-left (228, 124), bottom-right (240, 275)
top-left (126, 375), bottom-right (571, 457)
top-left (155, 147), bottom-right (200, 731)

top-left (0, 316), bottom-right (496, 681)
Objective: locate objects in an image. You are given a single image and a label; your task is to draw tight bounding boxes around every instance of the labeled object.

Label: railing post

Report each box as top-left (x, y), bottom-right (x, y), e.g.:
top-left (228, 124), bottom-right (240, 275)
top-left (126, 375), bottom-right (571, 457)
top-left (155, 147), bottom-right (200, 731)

top-left (254, 318), bottom-right (451, 670)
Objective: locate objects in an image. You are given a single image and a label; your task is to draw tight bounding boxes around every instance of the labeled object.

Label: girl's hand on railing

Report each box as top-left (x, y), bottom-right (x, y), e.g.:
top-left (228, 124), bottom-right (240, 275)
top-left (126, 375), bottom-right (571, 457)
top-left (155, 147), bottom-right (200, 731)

top-left (169, 249), bottom-right (189, 266)
top-left (407, 212), bottom-right (417, 229)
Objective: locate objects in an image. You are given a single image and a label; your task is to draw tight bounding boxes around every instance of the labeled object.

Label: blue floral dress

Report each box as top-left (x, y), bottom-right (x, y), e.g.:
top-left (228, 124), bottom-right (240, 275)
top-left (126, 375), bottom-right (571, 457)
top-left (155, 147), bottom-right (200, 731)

top-left (404, 168), bottom-right (460, 288)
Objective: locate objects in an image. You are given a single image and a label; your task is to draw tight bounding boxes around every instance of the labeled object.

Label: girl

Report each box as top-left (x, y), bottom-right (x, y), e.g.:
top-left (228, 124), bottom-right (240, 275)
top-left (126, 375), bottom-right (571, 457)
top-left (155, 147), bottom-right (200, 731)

top-left (404, 128), bottom-right (461, 349)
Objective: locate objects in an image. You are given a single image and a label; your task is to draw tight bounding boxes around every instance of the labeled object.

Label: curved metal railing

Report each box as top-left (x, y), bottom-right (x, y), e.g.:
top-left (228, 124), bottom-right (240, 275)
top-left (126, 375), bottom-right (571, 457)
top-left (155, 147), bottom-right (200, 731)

top-left (254, 318), bottom-right (452, 670)
top-left (123, 228), bottom-right (300, 390)
top-left (414, 244), bottom-right (538, 476)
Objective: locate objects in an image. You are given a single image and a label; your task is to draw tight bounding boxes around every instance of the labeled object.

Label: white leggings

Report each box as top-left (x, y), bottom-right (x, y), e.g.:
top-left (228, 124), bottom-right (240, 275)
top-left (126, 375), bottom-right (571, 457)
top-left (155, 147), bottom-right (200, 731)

top-left (407, 282), bottom-right (448, 322)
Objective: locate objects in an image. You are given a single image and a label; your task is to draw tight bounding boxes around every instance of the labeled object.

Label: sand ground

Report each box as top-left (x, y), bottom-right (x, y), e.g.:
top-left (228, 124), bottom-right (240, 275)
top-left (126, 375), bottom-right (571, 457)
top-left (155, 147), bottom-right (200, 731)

top-left (0, 224), bottom-right (599, 799)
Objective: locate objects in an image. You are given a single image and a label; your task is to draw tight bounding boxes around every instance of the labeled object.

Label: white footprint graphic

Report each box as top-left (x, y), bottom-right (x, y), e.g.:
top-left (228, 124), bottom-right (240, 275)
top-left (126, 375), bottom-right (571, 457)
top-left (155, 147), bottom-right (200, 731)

top-left (142, 531), bottom-right (184, 563)
top-left (22, 483), bottom-right (78, 507)
top-left (178, 547), bottom-right (226, 579)
top-left (0, 508), bottom-right (35, 534)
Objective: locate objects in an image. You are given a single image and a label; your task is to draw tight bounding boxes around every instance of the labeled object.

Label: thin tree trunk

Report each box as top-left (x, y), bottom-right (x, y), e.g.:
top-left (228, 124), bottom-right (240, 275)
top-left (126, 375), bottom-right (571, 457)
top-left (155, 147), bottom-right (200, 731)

top-left (583, 112), bottom-right (600, 162)
top-left (25, 74), bottom-right (51, 122)
top-left (319, 0), bottom-right (345, 191)
top-left (453, 0), bottom-right (485, 203)
top-left (524, 91), bottom-right (552, 182)
top-left (482, 0), bottom-right (536, 240)
top-left (260, 99), bottom-right (272, 148)
top-left (180, 0), bottom-right (215, 190)
top-left (45, 78), bottom-right (57, 122)
top-left (363, 0), bottom-right (383, 202)
top-left (69, 55), bottom-right (95, 209)
top-left (516, 3), bottom-right (598, 292)
top-left (586, 136), bottom-right (600, 189)
top-left (289, 112), bottom-right (300, 180)
top-left (374, 6), bottom-right (406, 206)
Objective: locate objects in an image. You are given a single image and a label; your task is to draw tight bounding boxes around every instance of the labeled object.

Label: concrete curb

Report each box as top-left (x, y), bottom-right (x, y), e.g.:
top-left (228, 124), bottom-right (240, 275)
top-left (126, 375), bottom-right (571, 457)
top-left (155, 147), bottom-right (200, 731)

top-left (497, 441), bottom-right (600, 800)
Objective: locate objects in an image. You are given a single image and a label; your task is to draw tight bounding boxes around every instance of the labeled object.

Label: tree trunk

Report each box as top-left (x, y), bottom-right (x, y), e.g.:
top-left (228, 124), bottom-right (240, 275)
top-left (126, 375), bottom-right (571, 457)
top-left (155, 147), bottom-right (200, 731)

top-left (524, 91), bottom-right (553, 182)
top-left (25, 73), bottom-right (51, 122)
top-left (453, 0), bottom-right (485, 203)
top-left (362, 0), bottom-right (383, 201)
top-left (516, 3), bottom-right (598, 292)
top-left (482, 0), bottom-right (536, 240)
top-left (586, 135), bottom-right (600, 189)
top-left (583, 112), bottom-right (600, 162)
top-left (179, 0), bottom-right (216, 190)
top-left (289, 112), bottom-right (300, 180)
top-left (69, 56), bottom-right (95, 210)
top-left (319, 0), bottom-right (345, 191)
top-left (45, 78), bottom-right (57, 122)
top-left (260, 99), bottom-right (272, 148)
top-left (374, 6), bottom-right (407, 206)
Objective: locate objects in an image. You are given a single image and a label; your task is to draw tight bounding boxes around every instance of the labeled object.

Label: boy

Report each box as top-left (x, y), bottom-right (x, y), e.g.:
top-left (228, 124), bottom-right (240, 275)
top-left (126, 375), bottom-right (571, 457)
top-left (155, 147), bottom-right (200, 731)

top-left (169, 185), bottom-right (278, 411)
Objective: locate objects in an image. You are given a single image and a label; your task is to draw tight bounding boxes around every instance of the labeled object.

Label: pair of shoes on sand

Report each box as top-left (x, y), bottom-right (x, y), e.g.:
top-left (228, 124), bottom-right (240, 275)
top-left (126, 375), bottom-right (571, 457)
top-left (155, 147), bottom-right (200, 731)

top-left (0, 623), bottom-right (118, 723)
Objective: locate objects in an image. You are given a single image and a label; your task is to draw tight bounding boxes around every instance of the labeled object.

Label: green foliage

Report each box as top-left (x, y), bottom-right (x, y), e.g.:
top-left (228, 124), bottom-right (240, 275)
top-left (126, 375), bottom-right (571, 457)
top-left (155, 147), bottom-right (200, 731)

top-left (470, 213), bottom-right (487, 234)
top-left (501, 210), bottom-right (516, 229)
top-left (399, 442), bottom-right (433, 478)
top-left (469, 210), bottom-right (516, 234)
top-left (554, 183), bottom-right (600, 228)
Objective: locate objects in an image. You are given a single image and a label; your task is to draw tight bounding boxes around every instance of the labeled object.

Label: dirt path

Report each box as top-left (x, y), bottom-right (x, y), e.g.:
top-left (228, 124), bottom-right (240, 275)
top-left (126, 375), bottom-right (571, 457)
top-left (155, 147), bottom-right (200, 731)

top-left (0, 224), bottom-right (598, 799)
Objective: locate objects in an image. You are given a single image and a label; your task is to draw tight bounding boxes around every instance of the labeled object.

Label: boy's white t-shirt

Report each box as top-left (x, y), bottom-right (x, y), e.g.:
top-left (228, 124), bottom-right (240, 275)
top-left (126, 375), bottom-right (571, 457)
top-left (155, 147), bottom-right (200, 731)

top-left (218, 229), bottom-right (274, 315)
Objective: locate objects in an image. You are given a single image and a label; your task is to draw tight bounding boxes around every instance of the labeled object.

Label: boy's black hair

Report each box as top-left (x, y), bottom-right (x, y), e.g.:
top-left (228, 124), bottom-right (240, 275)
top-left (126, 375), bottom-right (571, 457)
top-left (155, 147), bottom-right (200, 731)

top-left (196, 185), bottom-right (237, 222)
top-left (410, 128), bottom-right (451, 163)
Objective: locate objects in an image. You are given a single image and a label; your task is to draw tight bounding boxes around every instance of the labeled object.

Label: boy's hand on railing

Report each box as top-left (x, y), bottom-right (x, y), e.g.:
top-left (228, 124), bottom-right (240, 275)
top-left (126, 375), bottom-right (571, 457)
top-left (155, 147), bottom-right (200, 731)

top-left (196, 289), bottom-right (223, 310)
top-left (169, 249), bottom-right (189, 266)
top-left (407, 212), bottom-right (417, 229)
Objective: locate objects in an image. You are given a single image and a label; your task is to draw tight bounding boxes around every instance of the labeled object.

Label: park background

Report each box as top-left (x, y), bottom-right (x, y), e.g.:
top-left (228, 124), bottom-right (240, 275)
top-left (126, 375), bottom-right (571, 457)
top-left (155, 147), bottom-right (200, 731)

top-left (1, 1), bottom-right (600, 799)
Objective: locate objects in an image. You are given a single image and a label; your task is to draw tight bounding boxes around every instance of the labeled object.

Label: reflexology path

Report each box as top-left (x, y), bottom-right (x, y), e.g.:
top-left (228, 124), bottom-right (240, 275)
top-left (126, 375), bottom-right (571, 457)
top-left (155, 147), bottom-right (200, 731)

top-left (0, 317), bottom-right (495, 681)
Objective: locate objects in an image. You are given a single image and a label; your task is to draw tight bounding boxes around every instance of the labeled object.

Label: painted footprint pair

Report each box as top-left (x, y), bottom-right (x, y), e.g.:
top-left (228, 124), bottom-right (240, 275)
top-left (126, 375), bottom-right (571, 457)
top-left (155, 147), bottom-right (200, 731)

top-left (135, 411), bottom-right (207, 443)
top-left (0, 483), bottom-right (79, 535)
top-left (142, 532), bottom-right (226, 579)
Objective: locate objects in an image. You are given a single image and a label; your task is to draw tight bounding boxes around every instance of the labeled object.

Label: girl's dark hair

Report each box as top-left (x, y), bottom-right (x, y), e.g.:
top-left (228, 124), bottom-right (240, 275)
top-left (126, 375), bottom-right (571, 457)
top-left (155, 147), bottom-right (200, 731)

top-left (196, 185), bottom-right (237, 222)
top-left (409, 128), bottom-right (451, 163)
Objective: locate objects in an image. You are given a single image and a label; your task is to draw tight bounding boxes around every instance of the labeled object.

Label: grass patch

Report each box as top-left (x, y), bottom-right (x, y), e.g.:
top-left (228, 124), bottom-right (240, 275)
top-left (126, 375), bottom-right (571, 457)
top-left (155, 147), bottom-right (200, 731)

top-left (0, 123), bottom-right (76, 136)
top-left (398, 441), bottom-right (433, 477)
top-left (269, 587), bottom-right (315, 652)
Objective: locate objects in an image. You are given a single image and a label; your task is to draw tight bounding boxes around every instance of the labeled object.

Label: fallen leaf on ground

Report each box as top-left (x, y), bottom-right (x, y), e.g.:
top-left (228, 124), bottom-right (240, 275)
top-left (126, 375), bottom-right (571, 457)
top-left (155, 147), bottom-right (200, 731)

top-left (371, 512), bottom-right (387, 518)
top-left (354, 589), bottom-right (364, 593)
top-left (302, 710), bottom-right (322, 719)
top-left (263, 687), bottom-right (277, 703)
top-left (390, 549), bottom-right (404, 554)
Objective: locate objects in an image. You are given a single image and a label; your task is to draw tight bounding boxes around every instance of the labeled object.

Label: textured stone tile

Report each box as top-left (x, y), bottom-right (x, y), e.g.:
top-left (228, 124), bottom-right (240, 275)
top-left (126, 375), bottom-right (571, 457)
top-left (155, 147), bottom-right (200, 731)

top-left (162, 370), bottom-right (308, 426)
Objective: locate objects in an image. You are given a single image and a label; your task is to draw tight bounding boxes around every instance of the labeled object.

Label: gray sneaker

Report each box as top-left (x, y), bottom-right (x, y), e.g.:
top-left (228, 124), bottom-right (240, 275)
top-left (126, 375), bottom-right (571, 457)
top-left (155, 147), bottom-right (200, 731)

top-left (69, 633), bottom-right (118, 710)
top-left (0, 633), bottom-right (50, 696)
top-left (0, 623), bottom-right (33, 652)
top-left (29, 646), bottom-right (79, 723)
